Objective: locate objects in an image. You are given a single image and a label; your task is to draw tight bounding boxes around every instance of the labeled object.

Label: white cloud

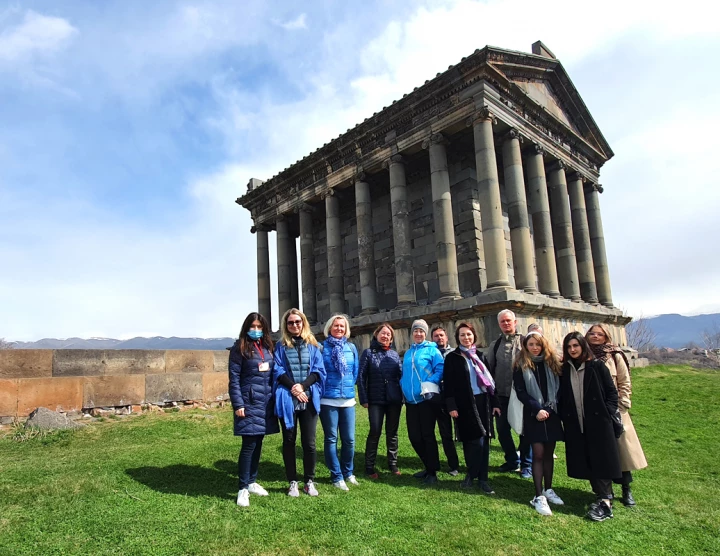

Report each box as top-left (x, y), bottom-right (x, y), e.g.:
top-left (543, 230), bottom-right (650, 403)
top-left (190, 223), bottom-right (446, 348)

top-left (276, 13), bottom-right (307, 30)
top-left (0, 10), bottom-right (77, 62)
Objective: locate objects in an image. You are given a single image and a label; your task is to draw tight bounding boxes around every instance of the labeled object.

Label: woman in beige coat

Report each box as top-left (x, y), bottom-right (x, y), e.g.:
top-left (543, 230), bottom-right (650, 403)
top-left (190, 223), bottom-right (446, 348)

top-left (586, 324), bottom-right (648, 506)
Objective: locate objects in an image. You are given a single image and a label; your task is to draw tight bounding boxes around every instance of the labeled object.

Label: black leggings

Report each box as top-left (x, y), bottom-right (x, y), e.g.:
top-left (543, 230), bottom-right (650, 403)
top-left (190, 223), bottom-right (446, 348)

top-left (531, 441), bottom-right (556, 497)
top-left (280, 405), bottom-right (318, 483)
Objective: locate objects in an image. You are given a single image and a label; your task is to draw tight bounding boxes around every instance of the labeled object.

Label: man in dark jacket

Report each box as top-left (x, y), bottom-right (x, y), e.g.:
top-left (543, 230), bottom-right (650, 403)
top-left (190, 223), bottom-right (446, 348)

top-left (484, 310), bottom-right (532, 477)
top-left (430, 325), bottom-right (460, 476)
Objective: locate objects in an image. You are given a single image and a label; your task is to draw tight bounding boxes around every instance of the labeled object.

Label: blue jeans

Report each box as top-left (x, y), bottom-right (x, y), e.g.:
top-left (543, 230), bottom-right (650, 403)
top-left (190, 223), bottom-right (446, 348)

top-left (496, 395), bottom-right (532, 470)
top-left (319, 404), bottom-right (356, 483)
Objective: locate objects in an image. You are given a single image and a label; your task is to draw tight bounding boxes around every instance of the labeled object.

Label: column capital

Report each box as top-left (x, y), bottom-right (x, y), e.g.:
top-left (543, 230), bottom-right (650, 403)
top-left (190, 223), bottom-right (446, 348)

top-left (383, 153), bottom-right (405, 169)
top-left (421, 132), bottom-right (447, 150)
top-left (250, 223), bottom-right (272, 234)
top-left (321, 188), bottom-right (336, 200)
top-left (568, 171), bottom-right (586, 183)
top-left (466, 106), bottom-right (497, 127)
top-left (525, 141), bottom-right (545, 157)
top-left (355, 171), bottom-right (368, 183)
top-left (549, 159), bottom-right (567, 172)
top-left (295, 202), bottom-right (315, 214)
top-left (502, 127), bottom-right (524, 144)
top-left (275, 212), bottom-right (287, 223)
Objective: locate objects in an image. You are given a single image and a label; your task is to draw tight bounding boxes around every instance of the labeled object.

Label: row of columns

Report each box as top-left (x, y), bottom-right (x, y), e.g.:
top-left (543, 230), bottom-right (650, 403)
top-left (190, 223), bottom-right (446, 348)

top-left (254, 108), bottom-right (614, 328)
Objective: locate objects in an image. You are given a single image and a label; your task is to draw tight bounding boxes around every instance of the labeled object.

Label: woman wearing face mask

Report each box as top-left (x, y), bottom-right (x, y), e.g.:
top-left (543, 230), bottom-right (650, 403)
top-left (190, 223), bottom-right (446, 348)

top-left (444, 322), bottom-right (500, 494)
top-left (400, 319), bottom-right (445, 485)
top-left (586, 324), bottom-right (647, 507)
top-left (512, 331), bottom-right (564, 516)
top-left (273, 308), bottom-right (326, 498)
top-left (357, 323), bottom-right (403, 478)
top-left (320, 314), bottom-right (360, 491)
top-left (228, 312), bottom-right (279, 507)
top-left (559, 332), bottom-right (621, 522)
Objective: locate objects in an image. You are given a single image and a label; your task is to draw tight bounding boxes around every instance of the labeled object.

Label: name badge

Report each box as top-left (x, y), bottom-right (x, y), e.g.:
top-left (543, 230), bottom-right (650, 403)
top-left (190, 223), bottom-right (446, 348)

top-left (258, 362), bottom-right (270, 372)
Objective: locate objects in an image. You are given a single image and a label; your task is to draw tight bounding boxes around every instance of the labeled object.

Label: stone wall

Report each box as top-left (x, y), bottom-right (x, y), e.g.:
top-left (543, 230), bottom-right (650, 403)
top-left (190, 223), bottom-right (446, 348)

top-left (0, 349), bottom-right (230, 419)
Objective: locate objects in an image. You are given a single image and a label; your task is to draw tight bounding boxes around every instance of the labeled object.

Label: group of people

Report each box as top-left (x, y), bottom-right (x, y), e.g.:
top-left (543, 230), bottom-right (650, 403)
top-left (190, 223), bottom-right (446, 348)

top-left (228, 307), bottom-right (646, 522)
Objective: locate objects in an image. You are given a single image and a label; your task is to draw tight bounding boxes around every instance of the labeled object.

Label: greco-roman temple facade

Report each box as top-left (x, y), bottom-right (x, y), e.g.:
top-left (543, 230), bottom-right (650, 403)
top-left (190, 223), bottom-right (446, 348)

top-left (237, 42), bottom-right (630, 351)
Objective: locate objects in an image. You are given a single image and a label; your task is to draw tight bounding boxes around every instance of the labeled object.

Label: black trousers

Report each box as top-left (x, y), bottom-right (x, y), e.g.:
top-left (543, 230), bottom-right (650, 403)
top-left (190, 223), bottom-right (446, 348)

top-left (237, 434), bottom-right (264, 490)
top-left (613, 470), bottom-right (633, 487)
top-left (590, 477), bottom-right (614, 500)
top-left (365, 403), bottom-right (402, 472)
top-left (280, 404), bottom-right (318, 483)
top-left (462, 436), bottom-right (489, 481)
top-left (406, 402), bottom-right (440, 475)
top-left (431, 401), bottom-right (460, 471)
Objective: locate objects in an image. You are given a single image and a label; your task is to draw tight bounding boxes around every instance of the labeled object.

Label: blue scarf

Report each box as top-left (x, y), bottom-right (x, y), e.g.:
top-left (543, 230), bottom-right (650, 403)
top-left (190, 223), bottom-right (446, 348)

top-left (459, 345), bottom-right (495, 395)
top-left (326, 335), bottom-right (348, 376)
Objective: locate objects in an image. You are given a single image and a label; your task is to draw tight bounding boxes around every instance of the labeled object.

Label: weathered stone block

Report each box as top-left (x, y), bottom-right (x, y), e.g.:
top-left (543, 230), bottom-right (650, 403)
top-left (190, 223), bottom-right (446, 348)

top-left (104, 350), bottom-right (165, 375)
top-left (202, 373), bottom-right (228, 401)
top-left (212, 350), bottom-right (230, 373)
top-left (145, 373), bottom-right (203, 404)
top-left (165, 351), bottom-right (214, 373)
top-left (0, 349), bottom-right (52, 379)
top-left (0, 379), bottom-right (18, 416)
top-left (17, 377), bottom-right (83, 416)
top-left (53, 350), bottom-right (105, 377)
top-left (83, 375), bottom-right (145, 408)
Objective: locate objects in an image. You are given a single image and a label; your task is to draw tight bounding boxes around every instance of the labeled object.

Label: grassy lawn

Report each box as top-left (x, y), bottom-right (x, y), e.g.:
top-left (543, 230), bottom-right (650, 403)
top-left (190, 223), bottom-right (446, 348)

top-left (1, 364), bottom-right (719, 555)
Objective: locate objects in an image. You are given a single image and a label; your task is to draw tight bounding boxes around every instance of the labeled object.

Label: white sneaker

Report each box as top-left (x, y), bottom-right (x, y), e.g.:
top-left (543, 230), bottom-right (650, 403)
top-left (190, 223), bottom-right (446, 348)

top-left (531, 495), bottom-right (552, 516)
top-left (346, 475), bottom-right (359, 486)
top-left (236, 488), bottom-right (249, 507)
top-left (333, 479), bottom-right (350, 491)
top-left (287, 481), bottom-right (300, 498)
top-left (303, 480), bottom-right (319, 496)
top-left (542, 488), bottom-right (564, 505)
top-left (248, 482), bottom-right (268, 496)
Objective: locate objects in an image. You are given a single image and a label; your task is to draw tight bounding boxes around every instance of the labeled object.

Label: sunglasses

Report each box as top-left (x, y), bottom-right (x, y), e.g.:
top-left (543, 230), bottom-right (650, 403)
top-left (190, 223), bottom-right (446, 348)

top-left (287, 320), bottom-right (303, 326)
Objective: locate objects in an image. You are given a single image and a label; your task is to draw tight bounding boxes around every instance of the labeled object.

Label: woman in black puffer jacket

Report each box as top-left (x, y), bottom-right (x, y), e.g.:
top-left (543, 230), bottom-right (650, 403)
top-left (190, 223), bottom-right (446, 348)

top-left (357, 323), bottom-right (403, 478)
top-left (228, 312), bottom-right (279, 507)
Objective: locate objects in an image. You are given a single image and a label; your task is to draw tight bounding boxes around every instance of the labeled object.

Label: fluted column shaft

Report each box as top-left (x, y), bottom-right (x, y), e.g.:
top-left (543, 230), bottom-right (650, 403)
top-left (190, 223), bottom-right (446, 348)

top-left (425, 134), bottom-right (461, 300)
top-left (567, 175), bottom-right (599, 304)
top-left (501, 130), bottom-right (536, 293)
top-left (288, 234), bottom-right (299, 310)
top-left (547, 162), bottom-right (581, 301)
top-left (355, 176), bottom-right (378, 314)
top-left (299, 207), bottom-right (317, 322)
top-left (276, 216), bottom-right (293, 317)
top-left (585, 184), bottom-right (614, 307)
top-left (325, 191), bottom-right (345, 314)
top-left (525, 145), bottom-right (560, 297)
top-left (472, 109), bottom-right (510, 289)
top-left (387, 155), bottom-right (416, 305)
top-left (255, 227), bottom-right (272, 328)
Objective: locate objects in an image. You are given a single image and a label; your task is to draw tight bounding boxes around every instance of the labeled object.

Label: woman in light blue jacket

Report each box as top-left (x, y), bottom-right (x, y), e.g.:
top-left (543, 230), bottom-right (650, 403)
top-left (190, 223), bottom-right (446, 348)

top-left (320, 313), bottom-right (360, 491)
top-left (401, 319), bottom-right (444, 485)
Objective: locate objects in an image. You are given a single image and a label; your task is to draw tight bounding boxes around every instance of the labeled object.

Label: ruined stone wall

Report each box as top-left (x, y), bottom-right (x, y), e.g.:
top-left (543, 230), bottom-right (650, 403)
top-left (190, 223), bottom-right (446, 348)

top-left (0, 349), bottom-right (230, 419)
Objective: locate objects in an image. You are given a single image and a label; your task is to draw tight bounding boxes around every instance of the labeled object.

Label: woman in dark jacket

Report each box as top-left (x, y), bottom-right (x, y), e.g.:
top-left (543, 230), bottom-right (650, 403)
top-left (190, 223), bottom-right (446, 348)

top-left (228, 312), bottom-right (279, 507)
top-left (358, 323), bottom-right (403, 478)
top-left (559, 332), bottom-right (622, 522)
top-left (444, 322), bottom-right (500, 494)
top-left (513, 331), bottom-right (564, 516)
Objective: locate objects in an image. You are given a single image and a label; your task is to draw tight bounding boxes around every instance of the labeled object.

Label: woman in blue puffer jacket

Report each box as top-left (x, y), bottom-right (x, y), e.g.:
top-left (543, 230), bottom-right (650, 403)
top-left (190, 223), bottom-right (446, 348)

top-left (228, 312), bottom-right (279, 508)
top-left (320, 313), bottom-right (360, 491)
top-left (401, 319), bottom-right (444, 485)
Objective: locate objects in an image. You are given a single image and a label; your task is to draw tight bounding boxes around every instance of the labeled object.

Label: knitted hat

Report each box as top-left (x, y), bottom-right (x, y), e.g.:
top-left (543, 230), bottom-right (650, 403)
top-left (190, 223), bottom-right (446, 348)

top-left (411, 319), bottom-right (429, 335)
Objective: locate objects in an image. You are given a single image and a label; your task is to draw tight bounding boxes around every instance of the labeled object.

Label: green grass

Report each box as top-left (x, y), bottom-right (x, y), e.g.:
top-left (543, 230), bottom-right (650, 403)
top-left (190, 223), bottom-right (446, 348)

top-left (1, 365), bottom-right (718, 555)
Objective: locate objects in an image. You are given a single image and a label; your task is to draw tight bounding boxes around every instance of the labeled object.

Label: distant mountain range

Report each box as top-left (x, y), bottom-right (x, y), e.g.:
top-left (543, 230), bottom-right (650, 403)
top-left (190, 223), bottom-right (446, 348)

top-left (7, 313), bottom-right (720, 350)
top-left (10, 336), bottom-right (235, 350)
top-left (627, 313), bottom-right (720, 349)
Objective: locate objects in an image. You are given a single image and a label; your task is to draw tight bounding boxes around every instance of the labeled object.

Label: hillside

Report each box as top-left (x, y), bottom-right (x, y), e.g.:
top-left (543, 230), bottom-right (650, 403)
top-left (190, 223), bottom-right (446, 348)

top-left (629, 313), bottom-right (720, 349)
top-left (11, 336), bottom-right (235, 350)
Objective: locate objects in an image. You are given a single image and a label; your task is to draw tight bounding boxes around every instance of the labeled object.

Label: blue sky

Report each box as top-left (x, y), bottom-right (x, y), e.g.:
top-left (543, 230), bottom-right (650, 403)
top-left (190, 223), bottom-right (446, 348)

top-left (1, 0), bottom-right (718, 341)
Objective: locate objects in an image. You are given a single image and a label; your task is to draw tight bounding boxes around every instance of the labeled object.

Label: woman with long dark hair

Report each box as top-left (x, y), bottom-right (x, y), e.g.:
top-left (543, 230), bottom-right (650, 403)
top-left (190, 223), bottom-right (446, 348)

top-left (228, 312), bottom-right (278, 507)
top-left (559, 332), bottom-right (621, 522)
top-left (512, 331), bottom-right (564, 515)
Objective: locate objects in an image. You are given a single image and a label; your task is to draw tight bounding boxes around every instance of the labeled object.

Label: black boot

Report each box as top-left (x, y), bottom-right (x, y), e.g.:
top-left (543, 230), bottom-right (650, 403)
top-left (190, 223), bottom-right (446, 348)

top-left (621, 486), bottom-right (636, 507)
top-left (460, 475), bottom-right (474, 489)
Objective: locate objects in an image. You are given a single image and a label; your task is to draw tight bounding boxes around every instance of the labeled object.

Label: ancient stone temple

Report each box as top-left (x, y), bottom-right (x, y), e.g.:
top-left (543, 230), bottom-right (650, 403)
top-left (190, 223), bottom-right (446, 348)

top-left (236, 42), bottom-right (630, 351)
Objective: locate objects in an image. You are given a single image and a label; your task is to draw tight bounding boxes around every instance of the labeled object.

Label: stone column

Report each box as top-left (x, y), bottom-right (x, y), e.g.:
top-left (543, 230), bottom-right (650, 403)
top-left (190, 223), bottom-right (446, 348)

top-left (423, 133), bottom-right (461, 300)
top-left (354, 174), bottom-right (378, 314)
top-left (275, 215), bottom-right (293, 317)
top-left (289, 233), bottom-right (299, 310)
top-left (325, 189), bottom-right (345, 314)
top-left (585, 183), bottom-right (614, 307)
top-left (547, 161), bottom-right (581, 301)
top-left (567, 173), bottom-right (599, 304)
top-left (525, 144), bottom-right (560, 297)
top-left (253, 224), bottom-right (272, 328)
top-left (471, 108), bottom-right (510, 289)
top-left (385, 154), bottom-right (416, 305)
top-left (501, 129), bottom-right (536, 293)
top-left (298, 205), bottom-right (317, 322)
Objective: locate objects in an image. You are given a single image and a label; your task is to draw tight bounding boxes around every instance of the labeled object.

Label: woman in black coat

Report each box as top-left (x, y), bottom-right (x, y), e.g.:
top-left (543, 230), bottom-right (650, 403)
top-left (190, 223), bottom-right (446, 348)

top-left (357, 323), bottom-right (403, 478)
top-left (444, 322), bottom-right (500, 494)
top-left (228, 312), bottom-right (279, 507)
top-left (559, 332), bottom-right (622, 522)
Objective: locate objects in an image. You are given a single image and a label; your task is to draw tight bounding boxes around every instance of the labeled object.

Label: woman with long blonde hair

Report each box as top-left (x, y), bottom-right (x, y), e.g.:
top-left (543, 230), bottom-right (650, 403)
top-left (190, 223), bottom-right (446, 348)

top-left (512, 331), bottom-right (564, 516)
